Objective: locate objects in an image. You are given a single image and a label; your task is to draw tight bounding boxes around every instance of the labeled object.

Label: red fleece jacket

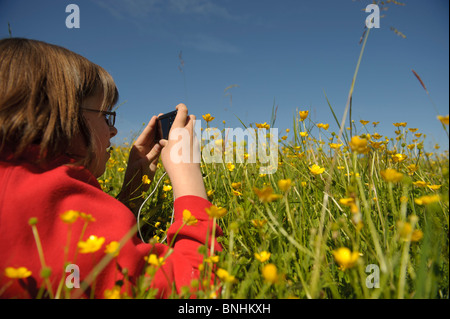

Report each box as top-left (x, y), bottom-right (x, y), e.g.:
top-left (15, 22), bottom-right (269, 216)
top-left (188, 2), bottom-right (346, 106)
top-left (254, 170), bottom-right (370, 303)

top-left (0, 150), bottom-right (222, 299)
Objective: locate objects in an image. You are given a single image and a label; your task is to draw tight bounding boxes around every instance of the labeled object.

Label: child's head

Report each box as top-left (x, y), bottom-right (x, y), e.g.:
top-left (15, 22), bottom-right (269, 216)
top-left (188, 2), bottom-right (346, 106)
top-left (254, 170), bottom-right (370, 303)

top-left (0, 38), bottom-right (119, 176)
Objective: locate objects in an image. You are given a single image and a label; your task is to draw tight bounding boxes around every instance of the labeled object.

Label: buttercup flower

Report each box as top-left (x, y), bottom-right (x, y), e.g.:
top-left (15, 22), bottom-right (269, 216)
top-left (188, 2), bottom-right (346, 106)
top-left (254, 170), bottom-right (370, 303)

top-left (4, 267), bottom-right (32, 279)
top-left (253, 186), bottom-right (283, 203)
top-left (205, 205), bottom-right (227, 219)
top-left (146, 254), bottom-right (166, 267)
top-left (256, 122), bottom-right (270, 129)
top-left (414, 195), bottom-right (440, 205)
top-left (60, 210), bottom-right (80, 224)
top-left (397, 221), bottom-right (423, 242)
top-left (427, 184), bottom-right (442, 191)
top-left (202, 113), bottom-right (215, 122)
top-left (393, 122), bottom-right (407, 127)
top-left (299, 110), bottom-right (309, 121)
top-left (182, 209), bottom-right (198, 226)
top-left (413, 181), bottom-right (428, 187)
top-left (437, 115), bottom-right (449, 125)
top-left (105, 241), bottom-right (120, 257)
top-left (78, 235), bottom-right (105, 254)
top-left (392, 153), bottom-right (407, 163)
top-left (262, 263), bottom-right (279, 284)
top-left (339, 197), bottom-right (358, 214)
top-left (309, 164), bottom-right (325, 175)
top-left (142, 175), bottom-right (151, 185)
top-left (255, 251), bottom-right (271, 263)
top-left (162, 185), bottom-right (172, 192)
top-left (332, 247), bottom-right (359, 271)
top-left (216, 268), bottom-right (236, 283)
top-left (380, 168), bottom-right (403, 183)
top-left (329, 143), bottom-right (343, 150)
top-left (349, 136), bottom-right (369, 154)
top-left (278, 179), bottom-right (292, 192)
top-left (317, 123), bottom-right (330, 130)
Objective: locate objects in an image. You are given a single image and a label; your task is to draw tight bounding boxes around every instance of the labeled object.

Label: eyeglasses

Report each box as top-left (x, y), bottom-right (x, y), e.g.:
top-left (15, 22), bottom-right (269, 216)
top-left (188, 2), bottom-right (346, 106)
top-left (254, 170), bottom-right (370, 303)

top-left (82, 108), bottom-right (116, 127)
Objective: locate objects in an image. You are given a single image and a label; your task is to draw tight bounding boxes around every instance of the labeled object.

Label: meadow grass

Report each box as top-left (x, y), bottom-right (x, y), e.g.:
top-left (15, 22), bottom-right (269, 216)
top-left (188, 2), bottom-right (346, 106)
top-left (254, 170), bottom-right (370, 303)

top-left (4, 10), bottom-right (448, 299)
top-left (96, 24), bottom-right (449, 299)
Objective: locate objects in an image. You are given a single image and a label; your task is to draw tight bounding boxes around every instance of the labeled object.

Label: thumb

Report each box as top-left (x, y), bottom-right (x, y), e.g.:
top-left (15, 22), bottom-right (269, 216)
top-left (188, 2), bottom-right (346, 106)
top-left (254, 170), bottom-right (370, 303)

top-left (145, 142), bottom-right (162, 163)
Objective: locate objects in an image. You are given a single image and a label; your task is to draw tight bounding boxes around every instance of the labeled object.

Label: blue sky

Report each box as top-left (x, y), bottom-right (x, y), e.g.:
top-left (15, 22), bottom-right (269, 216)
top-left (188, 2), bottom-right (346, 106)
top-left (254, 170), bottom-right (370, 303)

top-left (1, 0), bottom-right (448, 150)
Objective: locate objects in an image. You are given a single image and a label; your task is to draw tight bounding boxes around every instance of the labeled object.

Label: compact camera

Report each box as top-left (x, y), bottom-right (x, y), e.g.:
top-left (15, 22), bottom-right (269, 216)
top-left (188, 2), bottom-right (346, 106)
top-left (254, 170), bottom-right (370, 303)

top-left (155, 110), bottom-right (178, 142)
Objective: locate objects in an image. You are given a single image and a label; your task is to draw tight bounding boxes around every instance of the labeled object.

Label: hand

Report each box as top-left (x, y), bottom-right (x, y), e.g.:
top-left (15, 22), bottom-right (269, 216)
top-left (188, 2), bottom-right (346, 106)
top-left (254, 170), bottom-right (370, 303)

top-left (118, 115), bottom-right (162, 209)
top-left (159, 104), bottom-right (207, 200)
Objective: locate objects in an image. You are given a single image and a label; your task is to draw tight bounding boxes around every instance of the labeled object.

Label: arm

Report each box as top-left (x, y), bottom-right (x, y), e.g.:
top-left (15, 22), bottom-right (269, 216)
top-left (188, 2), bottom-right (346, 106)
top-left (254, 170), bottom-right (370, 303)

top-left (158, 104), bottom-right (207, 200)
top-left (117, 115), bottom-right (162, 212)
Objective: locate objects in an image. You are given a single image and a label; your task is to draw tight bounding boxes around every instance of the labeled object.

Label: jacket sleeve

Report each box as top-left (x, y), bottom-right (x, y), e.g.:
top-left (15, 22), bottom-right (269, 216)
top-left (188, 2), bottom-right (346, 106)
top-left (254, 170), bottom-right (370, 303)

top-left (147, 195), bottom-right (224, 298)
top-left (0, 161), bottom-right (223, 299)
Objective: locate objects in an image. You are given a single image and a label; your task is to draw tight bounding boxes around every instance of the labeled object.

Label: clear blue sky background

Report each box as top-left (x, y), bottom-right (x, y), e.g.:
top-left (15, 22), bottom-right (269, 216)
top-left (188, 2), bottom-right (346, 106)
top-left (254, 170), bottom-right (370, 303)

top-left (1, 0), bottom-right (448, 151)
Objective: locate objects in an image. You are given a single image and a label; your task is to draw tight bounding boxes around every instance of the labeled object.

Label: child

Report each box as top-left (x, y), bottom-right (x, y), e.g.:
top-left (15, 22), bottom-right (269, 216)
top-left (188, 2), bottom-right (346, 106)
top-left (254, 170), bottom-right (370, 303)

top-left (0, 38), bottom-right (223, 298)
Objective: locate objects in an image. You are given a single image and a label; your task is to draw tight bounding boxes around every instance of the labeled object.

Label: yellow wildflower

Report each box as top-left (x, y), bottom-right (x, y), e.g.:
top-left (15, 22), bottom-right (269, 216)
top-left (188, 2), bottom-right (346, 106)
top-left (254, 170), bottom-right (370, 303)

top-left (231, 182), bottom-right (242, 189)
top-left (371, 133), bottom-right (383, 140)
top-left (226, 163), bottom-right (235, 172)
top-left (392, 153), bottom-right (407, 163)
top-left (105, 241), bottom-right (120, 257)
top-left (332, 247), bottom-right (360, 271)
top-left (204, 255), bottom-right (219, 263)
top-left (182, 209), bottom-right (198, 226)
top-left (360, 120), bottom-right (370, 125)
top-left (142, 175), bottom-right (151, 185)
top-left (309, 164), bottom-right (325, 175)
top-left (60, 210), bottom-right (80, 224)
top-left (202, 113), bottom-right (215, 122)
top-left (262, 263), bottom-right (279, 284)
top-left (232, 189), bottom-right (243, 196)
top-left (414, 194), bottom-right (440, 205)
top-left (437, 115), bottom-right (449, 125)
top-left (277, 179), bottom-right (292, 192)
top-left (413, 181), bottom-right (428, 187)
top-left (4, 267), bottom-right (32, 279)
top-left (255, 251), bottom-right (271, 263)
top-left (317, 123), bottom-right (330, 130)
top-left (216, 268), bottom-right (236, 283)
top-left (251, 219), bottom-right (267, 228)
top-left (427, 184), bottom-right (442, 191)
top-left (299, 131), bottom-right (308, 137)
top-left (146, 254), bottom-right (165, 267)
top-left (104, 286), bottom-right (122, 299)
top-left (408, 128), bottom-right (419, 133)
top-left (339, 197), bottom-right (358, 214)
top-left (253, 186), bottom-right (283, 203)
top-left (329, 143), bottom-right (343, 150)
top-left (162, 185), bottom-right (172, 192)
top-left (397, 221), bottom-right (423, 242)
top-left (79, 212), bottom-right (96, 222)
top-left (205, 205), bottom-right (227, 219)
top-left (255, 122), bottom-right (270, 129)
top-left (349, 136), bottom-right (369, 154)
top-left (380, 168), bottom-right (403, 183)
top-left (299, 110), bottom-right (309, 121)
top-left (78, 235), bottom-right (105, 254)
top-left (393, 122), bottom-right (407, 127)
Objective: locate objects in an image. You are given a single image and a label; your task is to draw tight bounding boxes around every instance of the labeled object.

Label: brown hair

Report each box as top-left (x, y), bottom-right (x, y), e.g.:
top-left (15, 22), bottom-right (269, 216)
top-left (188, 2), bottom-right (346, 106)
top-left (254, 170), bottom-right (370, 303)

top-left (0, 37), bottom-right (118, 166)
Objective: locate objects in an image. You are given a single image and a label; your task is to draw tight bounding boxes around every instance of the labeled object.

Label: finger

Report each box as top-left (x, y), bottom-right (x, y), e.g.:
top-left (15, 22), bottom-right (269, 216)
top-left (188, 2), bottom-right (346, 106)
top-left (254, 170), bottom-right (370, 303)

top-left (172, 103), bottom-right (188, 129)
top-left (145, 142), bottom-right (162, 163)
top-left (135, 116), bottom-right (158, 146)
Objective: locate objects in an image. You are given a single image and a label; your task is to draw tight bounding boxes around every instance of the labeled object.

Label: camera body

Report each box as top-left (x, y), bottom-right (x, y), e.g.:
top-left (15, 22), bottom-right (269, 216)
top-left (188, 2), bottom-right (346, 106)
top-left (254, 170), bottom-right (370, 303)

top-left (155, 110), bottom-right (177, 142)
